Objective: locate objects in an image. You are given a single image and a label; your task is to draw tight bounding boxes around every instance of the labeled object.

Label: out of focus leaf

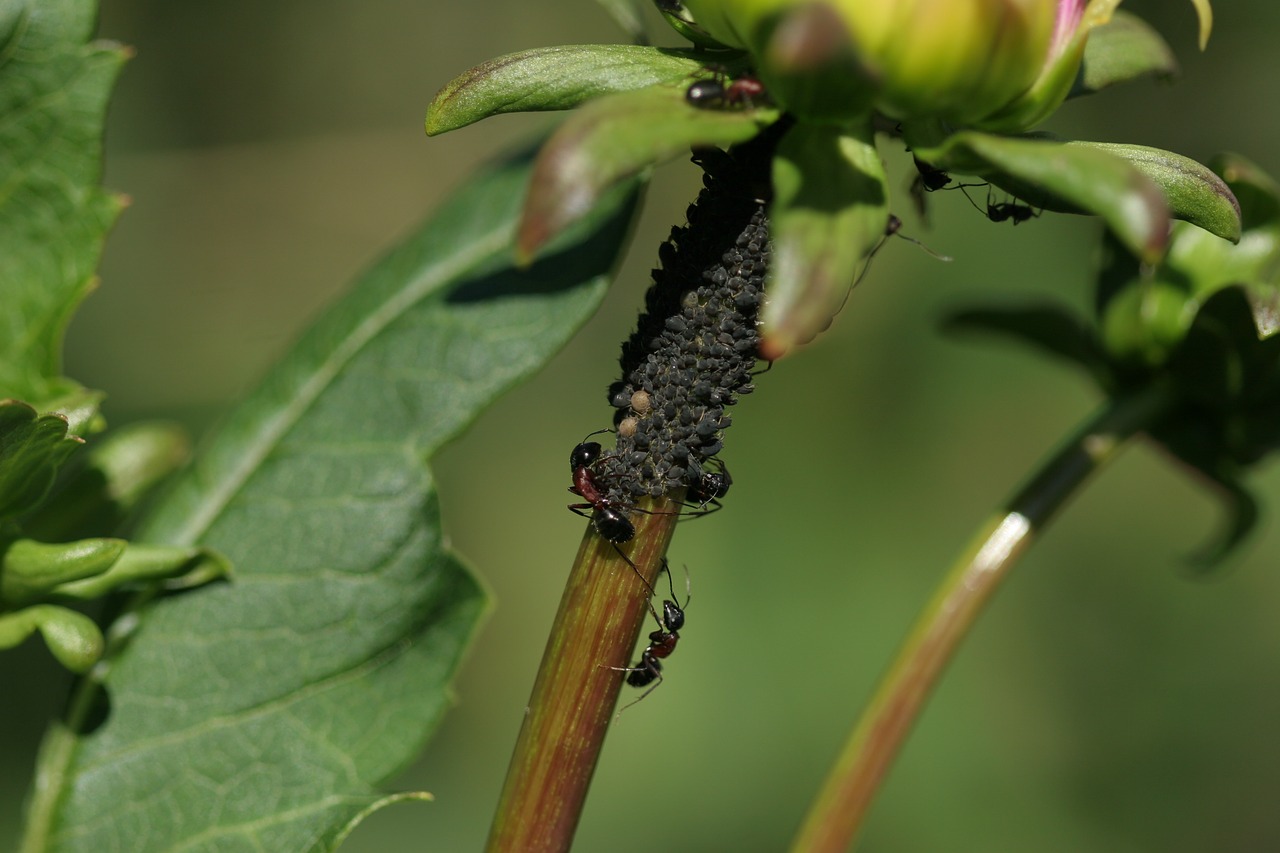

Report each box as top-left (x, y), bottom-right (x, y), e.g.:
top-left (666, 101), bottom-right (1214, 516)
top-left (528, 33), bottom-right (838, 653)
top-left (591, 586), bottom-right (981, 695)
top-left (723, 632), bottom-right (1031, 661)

top-left (762, 120), bottom-right (887, 357)
top-left (0, 0), bottom-right (127, 402)
top-left (943, 304), bottom-right (1112, 386)
top-left (21, 143), bottom-right (641, 851)
top-left (0, 604), bottom-right (103, 673)
top-left (594, 0), bottom-right (647, 43)
top-left (50, 543), bottom-right (230, 600)
top-left (518, 84), bottom-right (777, 260)
top-left (0, 537), bottom-right (124, 606)
top-left (1069, 11), bottom-right (1177, 99)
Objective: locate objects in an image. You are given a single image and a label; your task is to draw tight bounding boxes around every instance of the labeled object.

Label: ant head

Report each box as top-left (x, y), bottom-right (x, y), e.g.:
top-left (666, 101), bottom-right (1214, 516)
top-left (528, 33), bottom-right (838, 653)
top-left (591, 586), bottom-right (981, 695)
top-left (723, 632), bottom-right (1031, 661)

top-left (570, 441), bottom-right (602, 471)
top-left (595, 507), bottom-right (635, 543)
top-left (570, 429), bottom-right (614, 471)
top-left (661, 599), bottom-right (685, 632)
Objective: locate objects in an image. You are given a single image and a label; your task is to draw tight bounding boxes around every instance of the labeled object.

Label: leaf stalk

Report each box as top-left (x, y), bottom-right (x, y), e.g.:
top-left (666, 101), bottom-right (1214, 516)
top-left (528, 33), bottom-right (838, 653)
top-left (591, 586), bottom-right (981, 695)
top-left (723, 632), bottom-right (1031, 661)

top-left (789, 383), bottom-right (1175, 853)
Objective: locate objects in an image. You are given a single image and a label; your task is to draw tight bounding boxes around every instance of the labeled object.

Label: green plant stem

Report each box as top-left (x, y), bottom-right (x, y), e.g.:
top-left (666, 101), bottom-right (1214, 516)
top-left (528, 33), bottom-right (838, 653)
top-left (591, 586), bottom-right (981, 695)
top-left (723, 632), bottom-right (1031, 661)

top-left (789, 385), bottom-right (1175, 853)
top-left (486, 496), bottom-right (680, 853)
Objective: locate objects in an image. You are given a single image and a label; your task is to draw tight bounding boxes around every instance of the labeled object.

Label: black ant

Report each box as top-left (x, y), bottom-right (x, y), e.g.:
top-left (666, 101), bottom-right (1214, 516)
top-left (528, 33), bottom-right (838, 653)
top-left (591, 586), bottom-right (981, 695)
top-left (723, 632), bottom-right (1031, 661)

top-left (609, 559), bottom-right (690, 714)
top-left (909, 156), bottom-right (952, 221)
top-left (686, 71), bottom-right (768, 110)
top-left (961, 185), bottom-right (1039, 225)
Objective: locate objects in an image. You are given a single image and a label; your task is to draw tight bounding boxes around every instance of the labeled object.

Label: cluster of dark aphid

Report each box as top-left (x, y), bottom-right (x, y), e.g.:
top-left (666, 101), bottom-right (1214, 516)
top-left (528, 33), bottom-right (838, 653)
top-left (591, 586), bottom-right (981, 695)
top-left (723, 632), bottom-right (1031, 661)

top-left (565, 84), bottom-right (785, 710)
top-left (592, 122), bottom-right (784, 515)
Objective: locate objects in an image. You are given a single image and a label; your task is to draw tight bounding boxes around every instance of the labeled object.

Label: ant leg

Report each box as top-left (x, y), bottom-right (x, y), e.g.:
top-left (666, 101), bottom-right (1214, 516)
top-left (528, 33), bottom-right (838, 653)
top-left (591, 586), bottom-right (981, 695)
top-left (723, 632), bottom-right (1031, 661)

top-left (610, 542), bottom-right (656, 599)
top-left (605, 660), bottom-right (665, 718)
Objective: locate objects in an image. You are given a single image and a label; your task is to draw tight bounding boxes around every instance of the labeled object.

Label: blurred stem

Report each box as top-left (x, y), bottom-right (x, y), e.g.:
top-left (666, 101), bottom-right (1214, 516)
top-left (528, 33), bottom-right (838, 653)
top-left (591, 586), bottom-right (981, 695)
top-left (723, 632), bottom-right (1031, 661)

top-left (486, 496), bottom-right (680, 853)
top-left (789, 383), bottom-right (1175, 853)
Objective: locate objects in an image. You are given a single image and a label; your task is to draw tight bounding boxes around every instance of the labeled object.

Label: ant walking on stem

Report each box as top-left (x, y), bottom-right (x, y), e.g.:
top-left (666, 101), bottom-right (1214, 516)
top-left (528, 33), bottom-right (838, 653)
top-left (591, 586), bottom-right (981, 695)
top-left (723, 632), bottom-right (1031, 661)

top-left (609, 558), bottom-right (690, 715)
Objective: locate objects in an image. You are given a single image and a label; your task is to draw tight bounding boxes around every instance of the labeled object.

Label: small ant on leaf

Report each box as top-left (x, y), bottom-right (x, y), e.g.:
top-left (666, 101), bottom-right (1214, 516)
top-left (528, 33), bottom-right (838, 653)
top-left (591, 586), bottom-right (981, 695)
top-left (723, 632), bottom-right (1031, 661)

top-left (686, 70), bottom-right (768, 110)
top-left (961, 185), bottom-right (1040, 225)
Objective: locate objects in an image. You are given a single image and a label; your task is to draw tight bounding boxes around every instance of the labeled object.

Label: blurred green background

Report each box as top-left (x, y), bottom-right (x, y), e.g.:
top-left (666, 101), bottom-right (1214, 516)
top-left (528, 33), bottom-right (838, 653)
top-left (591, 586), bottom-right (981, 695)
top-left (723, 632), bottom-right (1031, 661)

top-left (4, 1), bottom-right (1280, 850)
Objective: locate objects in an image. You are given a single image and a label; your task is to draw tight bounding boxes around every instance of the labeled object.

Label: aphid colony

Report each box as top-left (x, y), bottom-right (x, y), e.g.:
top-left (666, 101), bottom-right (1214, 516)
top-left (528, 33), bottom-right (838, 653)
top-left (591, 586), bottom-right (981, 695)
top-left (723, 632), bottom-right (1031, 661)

top-left (563, 86), bottom-right (786, 708)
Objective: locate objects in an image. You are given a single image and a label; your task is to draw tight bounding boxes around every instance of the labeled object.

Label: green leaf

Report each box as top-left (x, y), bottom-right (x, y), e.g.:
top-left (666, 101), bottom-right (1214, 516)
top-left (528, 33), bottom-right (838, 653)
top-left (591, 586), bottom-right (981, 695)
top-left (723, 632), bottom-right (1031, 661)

top-left (1, 537), bottom-right (124, 606)
top-left (1071, 142), bottom-right (1241, 243)
top-left (21, 144), bottom-right (641, 852)
top-left (0, 603), bottom-right (103, 673)
top-left (1069, 10), bottom-right (1178, 99)
top-left (942, 303), bottom-right (1112, 386)
top-left (914, 131), bottom-right (1171, 264)
top-left (0, 0), bottom-right (127, 402)
top-left (762, 120), bottom-right (887, 357)
top-left (517, 84), bottom-right (778, 260)
top-left (0, 399), bottom-right (85, 521)
top-left (426, 45), bottom-right (730, 135)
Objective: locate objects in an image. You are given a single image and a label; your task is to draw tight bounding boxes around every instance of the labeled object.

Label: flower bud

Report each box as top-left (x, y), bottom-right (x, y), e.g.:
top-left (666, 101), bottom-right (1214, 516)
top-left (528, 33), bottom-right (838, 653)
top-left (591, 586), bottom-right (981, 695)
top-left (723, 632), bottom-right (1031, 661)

top-left (681, 0), bottom-right (1061, 126)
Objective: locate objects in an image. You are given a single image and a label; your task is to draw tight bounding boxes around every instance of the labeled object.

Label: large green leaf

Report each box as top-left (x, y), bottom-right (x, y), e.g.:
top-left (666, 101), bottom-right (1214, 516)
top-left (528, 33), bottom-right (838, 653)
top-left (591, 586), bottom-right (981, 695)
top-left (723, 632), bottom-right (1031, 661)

top-left (20, 145), bottom-right (641, 852)
top-left (0, 0), bottom-right (126, 403)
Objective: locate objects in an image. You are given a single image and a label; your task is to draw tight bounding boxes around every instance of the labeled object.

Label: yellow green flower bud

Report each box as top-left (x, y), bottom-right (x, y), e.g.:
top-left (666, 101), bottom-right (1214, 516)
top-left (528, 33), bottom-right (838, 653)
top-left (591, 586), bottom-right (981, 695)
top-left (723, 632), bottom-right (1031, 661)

top-left (678, 0), bottom-right (1213, 130)
top-left (682, 0), bottom-right (1054, 125)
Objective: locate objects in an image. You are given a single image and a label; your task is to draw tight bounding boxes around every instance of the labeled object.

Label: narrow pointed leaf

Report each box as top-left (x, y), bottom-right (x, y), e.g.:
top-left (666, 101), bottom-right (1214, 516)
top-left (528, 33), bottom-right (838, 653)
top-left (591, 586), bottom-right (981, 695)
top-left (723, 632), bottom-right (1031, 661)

top-left (762, 121), bottom-right (888, 357)
top-left (518, 85), bottom-right (778, 260)
top-left (916, 131), bottom-right (1171, 263)
top-left (21, 145), bottom-right (641, 853)
top-left (1073, 142), bottom-right (1241, 243)
top-left (426, 45), bottom-right (732, 135)
top-left (0, 0), bottom-right (127, 401)
top-left (1069, 11), bottom-right (1177, 99)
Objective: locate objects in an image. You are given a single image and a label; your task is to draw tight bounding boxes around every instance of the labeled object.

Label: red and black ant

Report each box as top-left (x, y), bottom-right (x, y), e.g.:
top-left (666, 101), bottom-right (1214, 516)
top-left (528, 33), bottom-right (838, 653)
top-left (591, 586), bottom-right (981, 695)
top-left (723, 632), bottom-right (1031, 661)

top-left (686, 71), bottom-right (768, 110)
top-left (609, 558), bottom-right (690, 714)
top-left (568, 430), bottom-right (636, 545)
